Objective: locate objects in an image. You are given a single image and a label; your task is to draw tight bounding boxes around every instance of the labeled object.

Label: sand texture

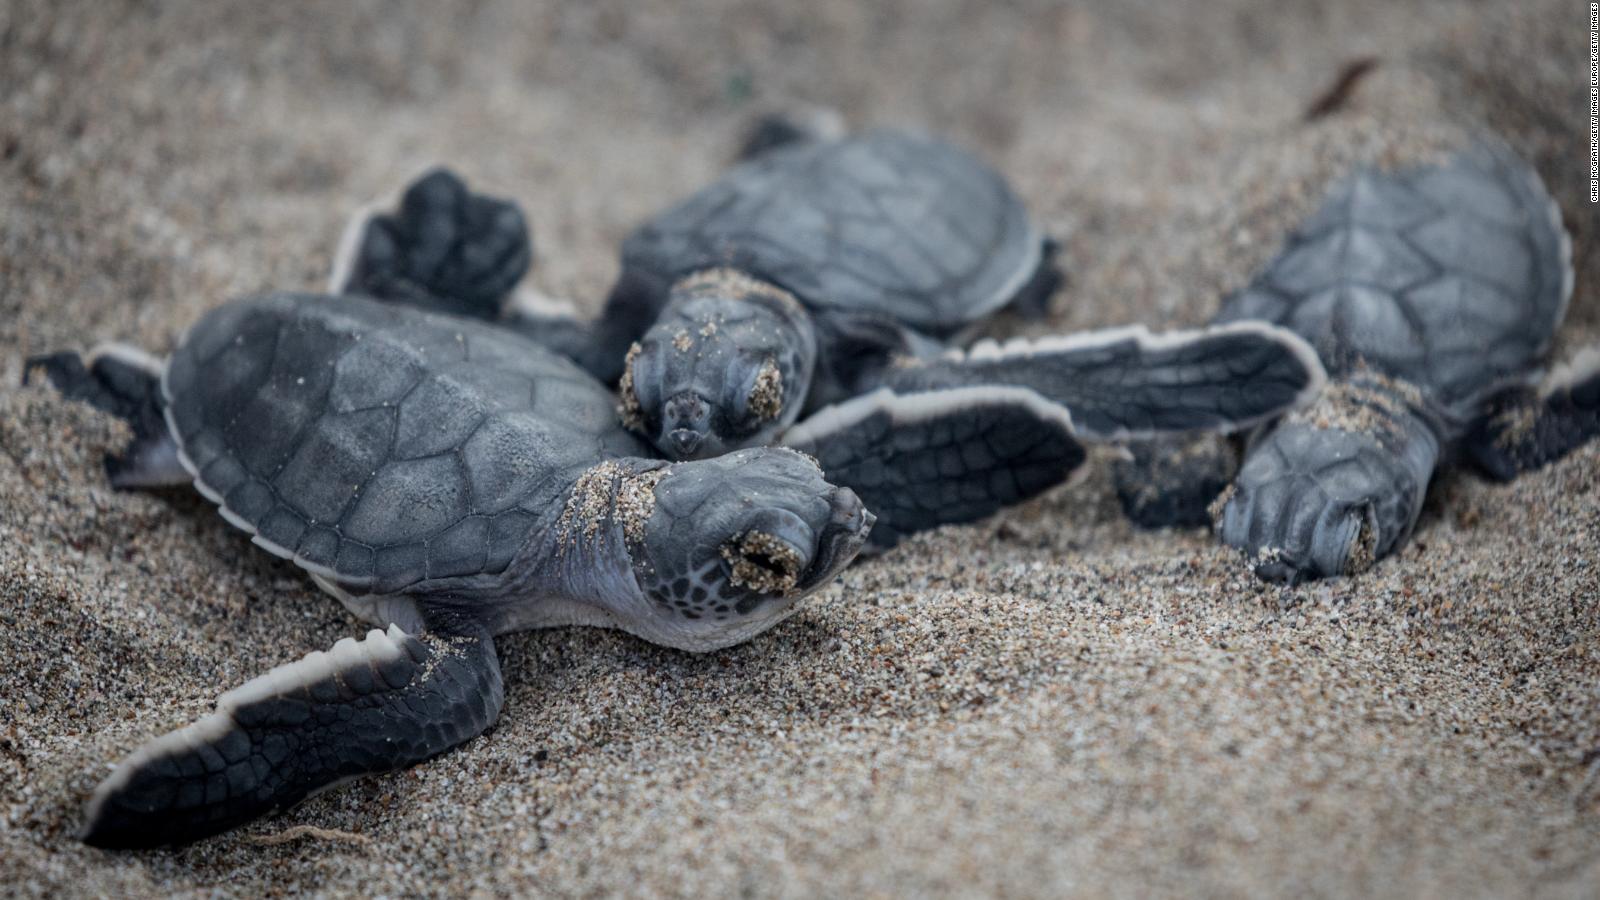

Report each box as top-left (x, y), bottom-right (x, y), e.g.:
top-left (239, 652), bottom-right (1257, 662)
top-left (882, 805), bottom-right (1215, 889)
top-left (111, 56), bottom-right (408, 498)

top-left (2, 0), bottom-right (1597, 896)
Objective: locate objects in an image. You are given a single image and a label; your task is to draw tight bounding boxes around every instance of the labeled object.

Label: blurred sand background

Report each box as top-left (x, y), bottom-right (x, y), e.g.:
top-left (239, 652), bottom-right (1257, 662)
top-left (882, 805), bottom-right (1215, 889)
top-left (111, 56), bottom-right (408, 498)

top-left (1, 0), bottom-right (1597, 895)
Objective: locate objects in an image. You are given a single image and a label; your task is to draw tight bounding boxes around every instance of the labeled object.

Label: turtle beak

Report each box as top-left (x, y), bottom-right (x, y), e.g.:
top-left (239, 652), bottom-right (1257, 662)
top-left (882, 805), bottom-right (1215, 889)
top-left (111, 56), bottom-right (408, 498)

top-left (668, 428), bottom-right (705, 457)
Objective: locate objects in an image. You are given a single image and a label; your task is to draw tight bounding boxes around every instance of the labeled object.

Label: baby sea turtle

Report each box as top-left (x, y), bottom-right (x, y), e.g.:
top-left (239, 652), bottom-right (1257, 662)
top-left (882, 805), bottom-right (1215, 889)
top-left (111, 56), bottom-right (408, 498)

top-left (28, 292), bottom-right (876, 847)
top-left (334, 132), bottom-right (1326, 548)
top-left (1115, 140), bottom-right (1599, 583)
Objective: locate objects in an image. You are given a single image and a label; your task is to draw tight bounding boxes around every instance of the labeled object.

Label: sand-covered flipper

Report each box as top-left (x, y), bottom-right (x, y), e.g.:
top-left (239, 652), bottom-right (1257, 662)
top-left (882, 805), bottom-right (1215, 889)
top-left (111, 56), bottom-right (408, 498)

top-left (783, 386), bottom-right (1085, 551)
top-left (24, 344), bottom-right (188, 489)
top-left (332, 167), bottom-right (531, 319)
top-left (877, 323), bottom-right (1325, 440)
top-left (81, 617), bottom-right (503, 848)
top-left (1464, 348), bottom-right (1600, 481)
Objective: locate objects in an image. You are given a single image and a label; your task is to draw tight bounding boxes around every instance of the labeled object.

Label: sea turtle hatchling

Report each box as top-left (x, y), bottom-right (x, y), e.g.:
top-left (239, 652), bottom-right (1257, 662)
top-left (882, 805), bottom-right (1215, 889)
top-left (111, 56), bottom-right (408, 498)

top-left (28, 292), bottom-right (878, 847)
top-left (1114, 140), bottom-right (1600, 583)
top-left (333, 129), bottom-right (1327, 548)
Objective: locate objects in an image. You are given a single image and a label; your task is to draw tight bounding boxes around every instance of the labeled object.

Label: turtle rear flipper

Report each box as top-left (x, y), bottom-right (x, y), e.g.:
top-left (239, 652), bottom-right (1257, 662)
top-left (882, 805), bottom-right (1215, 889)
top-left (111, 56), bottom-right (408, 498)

top-left (334, 170), bottom-right (654, 383)
top-left (1464, 347), bottom-right (1600, 481)
top-left (878, 322), bottom-right (1325, 440)
top-left (783, 386), bottom-right (1085, 551)
top-left (25, 344), bottom-right (187, 489)
top-left (81, 616), bottom-right (502, 849)
top-left (733, 106), bottom-right (847, 162)
top-left (333, 168), bottom-right (531, 320)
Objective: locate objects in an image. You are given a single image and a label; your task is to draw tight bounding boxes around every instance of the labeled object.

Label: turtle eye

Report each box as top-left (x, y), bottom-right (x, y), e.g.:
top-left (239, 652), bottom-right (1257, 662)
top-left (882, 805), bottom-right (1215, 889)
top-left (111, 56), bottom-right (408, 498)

top-left (718, 353), bottom-right (770, 435)
top-left (618, 341), bottom-right (662, 434)
top-left (719, 530), bottom-right (803, 597)
top-left (744, 357), bottom-right (783, 424)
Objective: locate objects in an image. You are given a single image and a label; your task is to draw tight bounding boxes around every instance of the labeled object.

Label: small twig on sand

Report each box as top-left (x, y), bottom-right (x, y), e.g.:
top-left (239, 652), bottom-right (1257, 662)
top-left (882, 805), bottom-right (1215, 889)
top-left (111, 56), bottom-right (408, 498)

top-left (1303, 57), bottom-right (1381, 121)
top-left (244, 825), bottom-right (373, 848)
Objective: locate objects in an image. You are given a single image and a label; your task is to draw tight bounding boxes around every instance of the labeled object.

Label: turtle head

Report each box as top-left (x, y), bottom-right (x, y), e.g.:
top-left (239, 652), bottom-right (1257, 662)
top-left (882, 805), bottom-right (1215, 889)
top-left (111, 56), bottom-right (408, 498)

top-left (619, 269), bottom-right (817, 460)
top-left (623, 448), bottom-right (872, 652)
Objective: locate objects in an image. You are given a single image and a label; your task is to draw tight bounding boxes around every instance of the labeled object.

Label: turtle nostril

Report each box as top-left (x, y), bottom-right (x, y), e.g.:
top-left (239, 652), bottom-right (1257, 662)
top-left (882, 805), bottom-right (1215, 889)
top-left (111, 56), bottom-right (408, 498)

top-left (662, 392), bottom-right (712, 457)
top-left (824, 487), bottom-right (874, 539)
top-left (829, 487), bottom-right (865, 525)
top-left (668, 428), bottom-right (704, 457)
top-left (665, 392), bottom-right (709, 425)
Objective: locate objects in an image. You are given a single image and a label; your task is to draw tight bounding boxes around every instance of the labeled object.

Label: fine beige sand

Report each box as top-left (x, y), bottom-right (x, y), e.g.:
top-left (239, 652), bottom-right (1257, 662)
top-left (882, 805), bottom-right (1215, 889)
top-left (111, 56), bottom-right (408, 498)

top-left (2, 1), bottom-right (1597, 896)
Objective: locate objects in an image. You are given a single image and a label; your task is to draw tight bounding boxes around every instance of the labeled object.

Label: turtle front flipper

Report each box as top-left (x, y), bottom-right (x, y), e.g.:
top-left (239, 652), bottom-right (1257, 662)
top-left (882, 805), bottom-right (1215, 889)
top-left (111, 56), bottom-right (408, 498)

top-left (1464, 347), bottom-right (1600, 481)
top-left (877, 322), bottom-right (1325, 441)
top-left (332, 168), bottom-right (531, 320)
top-left (733, 106), bottom-right (846, 162)
top-left (782, 386), bottom-right (1085, 551)
top-left (81, 617), bottom-right (503, 849)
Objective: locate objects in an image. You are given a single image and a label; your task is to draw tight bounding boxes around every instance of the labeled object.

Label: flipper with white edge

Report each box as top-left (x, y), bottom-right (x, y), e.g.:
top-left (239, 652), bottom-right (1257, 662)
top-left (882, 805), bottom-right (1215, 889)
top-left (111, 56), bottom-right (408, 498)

top-left (733, 105), bottom-right (848, 162)
top-left (24, 344), bottom-right (189, 489)
top-left (783, 386), bottom-right (1085, 550)
top-left (333, 171), bottom-right (632, 376)
top-left (878, 322), bottom-right (1326, 440)
top-left (333, 168), bottom-right (531, 320)
top-left (80, 618), bottom-right (502, 848)
top-left (1466, 345), bottom-right (1600, 481)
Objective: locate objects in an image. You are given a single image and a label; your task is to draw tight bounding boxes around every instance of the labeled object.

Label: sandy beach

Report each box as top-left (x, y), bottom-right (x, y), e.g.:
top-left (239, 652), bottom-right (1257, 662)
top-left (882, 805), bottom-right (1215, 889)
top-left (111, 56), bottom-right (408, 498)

top-left (2, 0), bottom-right (1597, 895)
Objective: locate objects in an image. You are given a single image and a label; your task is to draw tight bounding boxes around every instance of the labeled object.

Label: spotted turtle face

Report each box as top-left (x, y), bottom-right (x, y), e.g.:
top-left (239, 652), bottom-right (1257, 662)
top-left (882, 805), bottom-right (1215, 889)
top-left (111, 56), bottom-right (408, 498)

top-left (619, 273), bottom-right (817, 461)
top-left (625, 448), bottom-right (871, 651)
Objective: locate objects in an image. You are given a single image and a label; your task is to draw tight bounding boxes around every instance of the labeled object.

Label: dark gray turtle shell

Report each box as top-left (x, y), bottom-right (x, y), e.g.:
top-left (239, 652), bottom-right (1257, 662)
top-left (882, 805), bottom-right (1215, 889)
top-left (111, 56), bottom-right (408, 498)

top-left (619, 128), bottom-right (1040, 335)
top-left (1216, 142), bottom-right (1571, 427)
top-left (162, 292), bottom-right (647, 595)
